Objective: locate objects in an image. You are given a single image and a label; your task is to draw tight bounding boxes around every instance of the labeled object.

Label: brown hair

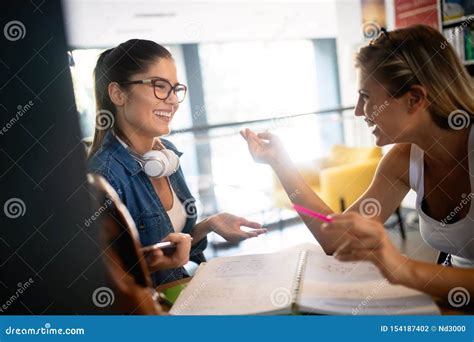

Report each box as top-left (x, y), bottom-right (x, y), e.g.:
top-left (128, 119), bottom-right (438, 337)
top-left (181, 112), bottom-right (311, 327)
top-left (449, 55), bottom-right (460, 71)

top-left (89, 39), bottom-right (172, 157)
top-left (355, 25), bottom-right (473, 129)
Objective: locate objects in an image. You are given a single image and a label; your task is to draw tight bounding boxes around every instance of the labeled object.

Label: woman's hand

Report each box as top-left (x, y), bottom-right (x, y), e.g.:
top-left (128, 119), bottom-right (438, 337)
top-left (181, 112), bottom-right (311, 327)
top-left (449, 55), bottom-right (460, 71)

top-left (143, 233), bottom-right (192, 272)
top-left (321, 212), bottom-right (413, 284)
top-left (240, 129), bottom-right (288, 166)
top-left (207, 213), bottom-right (267, 243)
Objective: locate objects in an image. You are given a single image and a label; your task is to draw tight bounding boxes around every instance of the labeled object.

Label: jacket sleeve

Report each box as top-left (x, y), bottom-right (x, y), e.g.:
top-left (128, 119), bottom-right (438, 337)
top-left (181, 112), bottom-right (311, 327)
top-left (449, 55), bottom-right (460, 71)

top-left (190, 235), bottom-right (208, 264)
top-left (87, 153), bottom-right (125, 202)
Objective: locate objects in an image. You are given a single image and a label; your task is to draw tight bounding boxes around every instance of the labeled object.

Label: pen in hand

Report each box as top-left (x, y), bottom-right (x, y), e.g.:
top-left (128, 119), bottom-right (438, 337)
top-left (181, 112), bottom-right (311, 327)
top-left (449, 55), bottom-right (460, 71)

top-left (292, 204), bottom-right (333, 223)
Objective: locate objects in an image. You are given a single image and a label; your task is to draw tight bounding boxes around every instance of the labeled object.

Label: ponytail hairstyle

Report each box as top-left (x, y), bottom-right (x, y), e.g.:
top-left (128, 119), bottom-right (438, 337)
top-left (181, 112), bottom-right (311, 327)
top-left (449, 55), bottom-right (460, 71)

top-left (89, 39), bottom-right (172, 157)
top-left (355, 25), bottom-right (473, 129)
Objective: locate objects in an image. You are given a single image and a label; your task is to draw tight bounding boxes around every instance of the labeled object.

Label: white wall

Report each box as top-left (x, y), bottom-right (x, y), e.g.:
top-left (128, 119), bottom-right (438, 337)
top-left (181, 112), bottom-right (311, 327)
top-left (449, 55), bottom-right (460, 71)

top-left (64, 0), bottom-right (338, 48)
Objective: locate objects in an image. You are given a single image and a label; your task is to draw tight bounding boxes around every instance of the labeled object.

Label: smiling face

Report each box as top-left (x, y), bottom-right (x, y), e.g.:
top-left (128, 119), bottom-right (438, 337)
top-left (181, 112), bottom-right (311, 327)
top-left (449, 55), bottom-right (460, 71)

top-left (354, 70), bottom-right (416, 146)
top-left (117, 57), bottom-right (180, 139)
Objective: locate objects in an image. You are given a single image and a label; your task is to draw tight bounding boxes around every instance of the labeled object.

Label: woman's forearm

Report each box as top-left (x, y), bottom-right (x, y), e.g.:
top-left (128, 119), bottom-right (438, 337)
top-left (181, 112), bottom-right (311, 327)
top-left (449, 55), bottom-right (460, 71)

top-left (400, 259), bottom-right (474, 302)
top-left (270, 155), bottom-right (338, 253)
top-left (190, 218), bottom-right (212, 245)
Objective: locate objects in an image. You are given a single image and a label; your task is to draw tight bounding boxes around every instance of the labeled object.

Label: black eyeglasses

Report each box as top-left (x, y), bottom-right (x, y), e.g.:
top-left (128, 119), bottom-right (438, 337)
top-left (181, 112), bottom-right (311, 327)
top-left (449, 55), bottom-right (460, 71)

top-left (119, 77), bottom-right (187, 103)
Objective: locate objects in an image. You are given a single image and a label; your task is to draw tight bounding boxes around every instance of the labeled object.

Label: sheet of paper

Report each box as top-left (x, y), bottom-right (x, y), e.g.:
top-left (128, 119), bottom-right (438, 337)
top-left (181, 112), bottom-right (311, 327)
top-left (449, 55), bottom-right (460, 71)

top-left (303, 250), bottom-right (385, 283)
top-left (299, 251), bottom-right (440, 315)
top-left (170, 251), bottom-right (300, 315)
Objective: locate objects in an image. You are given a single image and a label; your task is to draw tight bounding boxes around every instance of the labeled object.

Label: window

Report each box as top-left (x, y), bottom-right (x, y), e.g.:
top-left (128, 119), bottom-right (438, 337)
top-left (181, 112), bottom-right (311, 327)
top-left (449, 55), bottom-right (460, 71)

top-left (197, 40), bottom-right (337, 198)
top-left (199, 40), bottom-right (319, 125)
top-left (175, 39), bottom-right (347, 224)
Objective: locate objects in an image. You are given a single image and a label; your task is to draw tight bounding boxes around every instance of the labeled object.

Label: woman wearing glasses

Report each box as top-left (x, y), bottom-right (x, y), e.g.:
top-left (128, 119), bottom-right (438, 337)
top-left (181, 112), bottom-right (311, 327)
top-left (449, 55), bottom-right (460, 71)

top-left (88, 39), bottom-right (265, 286)
top-left (242, 25), bottom-right (474, 302)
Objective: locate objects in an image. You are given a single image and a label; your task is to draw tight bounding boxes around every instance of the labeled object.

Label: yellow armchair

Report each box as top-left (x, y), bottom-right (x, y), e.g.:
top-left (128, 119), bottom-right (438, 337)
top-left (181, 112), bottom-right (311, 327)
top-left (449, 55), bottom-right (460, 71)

top-left (272, 145), bottom-right (382, 213)
top-left (319, 158), bottom-right (380, 212)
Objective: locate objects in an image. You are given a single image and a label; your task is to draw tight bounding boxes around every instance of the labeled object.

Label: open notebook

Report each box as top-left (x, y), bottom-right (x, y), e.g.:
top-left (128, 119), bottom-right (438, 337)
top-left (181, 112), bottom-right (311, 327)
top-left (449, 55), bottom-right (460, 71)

top-left (170, 245), bottom-right (440, 315)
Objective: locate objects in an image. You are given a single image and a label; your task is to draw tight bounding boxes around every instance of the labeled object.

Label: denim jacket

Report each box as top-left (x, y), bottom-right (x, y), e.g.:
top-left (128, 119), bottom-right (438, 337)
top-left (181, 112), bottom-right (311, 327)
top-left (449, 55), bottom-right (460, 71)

top-left (87, 131), bottom-right (207, 286)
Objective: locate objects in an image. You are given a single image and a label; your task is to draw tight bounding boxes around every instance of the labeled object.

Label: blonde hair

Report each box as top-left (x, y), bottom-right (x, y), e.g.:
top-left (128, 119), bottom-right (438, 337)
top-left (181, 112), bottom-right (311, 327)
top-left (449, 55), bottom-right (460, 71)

top-left (355, 24), bottom-right (473, 129)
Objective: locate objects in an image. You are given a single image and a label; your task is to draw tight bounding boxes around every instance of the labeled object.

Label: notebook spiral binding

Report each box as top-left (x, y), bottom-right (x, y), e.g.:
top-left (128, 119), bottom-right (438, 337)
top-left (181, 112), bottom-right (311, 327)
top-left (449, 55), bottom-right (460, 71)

top-left (291, 249), bottom-right (308, 314)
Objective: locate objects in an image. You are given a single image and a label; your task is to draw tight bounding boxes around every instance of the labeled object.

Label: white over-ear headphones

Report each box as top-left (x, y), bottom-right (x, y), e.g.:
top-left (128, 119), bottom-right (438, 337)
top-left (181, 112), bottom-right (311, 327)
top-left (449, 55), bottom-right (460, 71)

top-left (114, 132), bottom-right (179, 178)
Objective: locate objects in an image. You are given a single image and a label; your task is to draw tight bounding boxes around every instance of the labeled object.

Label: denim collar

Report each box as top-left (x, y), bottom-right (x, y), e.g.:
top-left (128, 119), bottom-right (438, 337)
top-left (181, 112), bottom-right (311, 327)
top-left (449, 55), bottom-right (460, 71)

top-left (102, 130), bottom-right (183, 176)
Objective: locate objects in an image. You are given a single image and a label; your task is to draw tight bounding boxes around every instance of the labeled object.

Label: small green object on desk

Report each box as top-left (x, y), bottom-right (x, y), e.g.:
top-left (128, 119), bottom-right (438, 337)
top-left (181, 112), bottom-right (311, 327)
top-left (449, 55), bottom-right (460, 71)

top-left (162, 283), bottom-right (188, 304)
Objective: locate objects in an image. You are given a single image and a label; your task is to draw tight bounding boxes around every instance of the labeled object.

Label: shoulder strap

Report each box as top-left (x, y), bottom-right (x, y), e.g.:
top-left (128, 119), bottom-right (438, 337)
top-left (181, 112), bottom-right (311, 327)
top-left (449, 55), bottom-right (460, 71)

top-left (409, 144), bottom-right (424, 191)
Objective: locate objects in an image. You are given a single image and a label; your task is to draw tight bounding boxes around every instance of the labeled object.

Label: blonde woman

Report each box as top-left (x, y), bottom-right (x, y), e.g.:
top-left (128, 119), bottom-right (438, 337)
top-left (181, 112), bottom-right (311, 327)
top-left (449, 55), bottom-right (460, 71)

top-left (241, 25), bottom-right (474, 302)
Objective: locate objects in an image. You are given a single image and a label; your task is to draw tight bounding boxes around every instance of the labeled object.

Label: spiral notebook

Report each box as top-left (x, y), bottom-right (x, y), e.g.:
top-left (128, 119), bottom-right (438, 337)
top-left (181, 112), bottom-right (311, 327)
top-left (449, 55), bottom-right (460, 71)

top-left (170, 246), bottom-right (440, 315)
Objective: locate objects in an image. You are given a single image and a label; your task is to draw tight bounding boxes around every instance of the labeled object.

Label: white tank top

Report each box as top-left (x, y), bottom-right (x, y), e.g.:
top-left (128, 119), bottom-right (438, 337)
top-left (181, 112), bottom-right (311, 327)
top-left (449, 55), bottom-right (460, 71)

top-left (166, 182), bottom-right (187, 233)
top-left (409, 125), bottom-right (474, 268)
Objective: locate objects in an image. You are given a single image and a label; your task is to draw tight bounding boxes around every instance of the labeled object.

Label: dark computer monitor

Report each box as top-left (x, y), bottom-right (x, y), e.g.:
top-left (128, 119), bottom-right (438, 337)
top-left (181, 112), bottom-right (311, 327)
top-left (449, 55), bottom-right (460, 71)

top-left (0, 0), bottom-right (109, 314)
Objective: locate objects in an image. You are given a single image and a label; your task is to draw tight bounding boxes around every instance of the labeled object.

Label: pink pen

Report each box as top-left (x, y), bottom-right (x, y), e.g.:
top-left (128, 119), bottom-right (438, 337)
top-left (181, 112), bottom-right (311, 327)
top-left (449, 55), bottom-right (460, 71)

top-left (292, 204), bottom-right (333, 222)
